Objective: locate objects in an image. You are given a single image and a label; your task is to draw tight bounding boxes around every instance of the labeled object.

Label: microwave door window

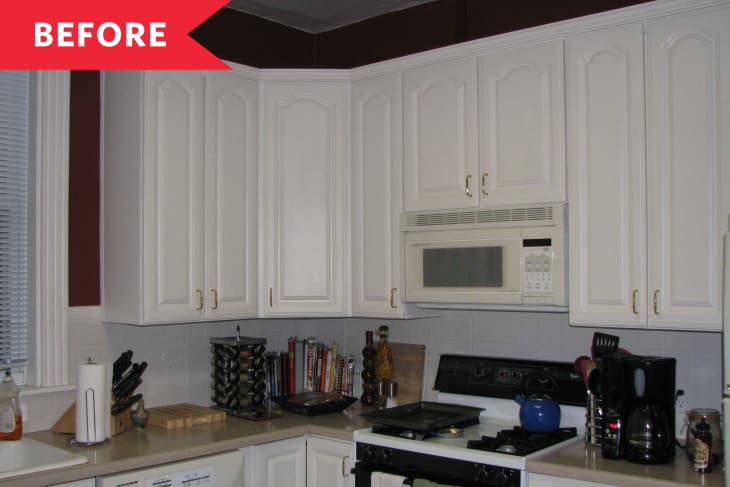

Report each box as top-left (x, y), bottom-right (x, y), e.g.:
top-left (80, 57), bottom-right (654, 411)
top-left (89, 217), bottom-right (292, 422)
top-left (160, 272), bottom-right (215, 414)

top-left (423, 247), bottom-right (503, 287)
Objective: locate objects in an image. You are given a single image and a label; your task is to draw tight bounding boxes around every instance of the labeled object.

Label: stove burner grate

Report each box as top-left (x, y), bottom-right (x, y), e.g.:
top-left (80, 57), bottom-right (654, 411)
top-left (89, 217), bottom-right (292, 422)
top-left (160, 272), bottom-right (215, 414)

top-left (466, 426), bottom-right (578, 456)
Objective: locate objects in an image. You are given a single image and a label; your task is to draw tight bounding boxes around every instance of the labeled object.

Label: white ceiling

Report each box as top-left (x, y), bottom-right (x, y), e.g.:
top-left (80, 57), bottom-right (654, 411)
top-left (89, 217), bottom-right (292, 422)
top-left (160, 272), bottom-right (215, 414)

top-left (226, 0), bottom-right (438, 33)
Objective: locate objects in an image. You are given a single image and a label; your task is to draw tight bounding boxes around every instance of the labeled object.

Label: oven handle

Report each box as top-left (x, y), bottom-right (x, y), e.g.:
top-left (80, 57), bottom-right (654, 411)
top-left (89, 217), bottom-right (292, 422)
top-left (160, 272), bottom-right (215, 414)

top-left (352, 465), bottom-right (414, 485)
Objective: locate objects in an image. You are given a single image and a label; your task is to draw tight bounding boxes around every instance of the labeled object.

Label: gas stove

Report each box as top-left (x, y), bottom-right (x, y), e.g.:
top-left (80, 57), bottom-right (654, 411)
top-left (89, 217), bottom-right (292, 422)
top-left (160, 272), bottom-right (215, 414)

top-left (353, 355), bottom-right (587, 487)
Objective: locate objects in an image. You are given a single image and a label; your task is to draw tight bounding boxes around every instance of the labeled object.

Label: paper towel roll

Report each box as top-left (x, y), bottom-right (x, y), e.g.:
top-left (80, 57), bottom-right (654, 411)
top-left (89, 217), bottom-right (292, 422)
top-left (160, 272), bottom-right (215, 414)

top-left (75, 361), bottom-right (109, 444)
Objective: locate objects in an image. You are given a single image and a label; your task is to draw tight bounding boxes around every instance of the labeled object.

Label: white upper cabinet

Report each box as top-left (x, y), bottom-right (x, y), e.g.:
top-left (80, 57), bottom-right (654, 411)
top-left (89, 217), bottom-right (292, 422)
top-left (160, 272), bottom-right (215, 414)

top-left (141, 72), bottom-right (206, 323)
top-left (203, 72), bottom-right (258, 319)
top-left (645, 5), bottom-right (730, 329)
top-left (567, 5), bottom-right (730, 330)
top-left (261, 79), bottom-right (349, 316)
top-left (351, 73), bottom-right (406, 317)
top-left (103, 69), bottom-right (258, 325)
top-left (403, 58), bottom-right (479, 211)
top-left (478, 40), bottom-right (566, 205)
top-left (566, 24), bottom-right (647, 326)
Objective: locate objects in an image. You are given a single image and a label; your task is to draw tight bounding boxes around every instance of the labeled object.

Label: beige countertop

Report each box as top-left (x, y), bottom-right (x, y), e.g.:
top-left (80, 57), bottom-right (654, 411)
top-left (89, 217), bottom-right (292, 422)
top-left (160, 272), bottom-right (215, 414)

top-left (6, 406), bottom-right (724, 487)
top-left (2, 404), bottom-right (373, 487)
top-left (528, 441), bottom-right (724, 487)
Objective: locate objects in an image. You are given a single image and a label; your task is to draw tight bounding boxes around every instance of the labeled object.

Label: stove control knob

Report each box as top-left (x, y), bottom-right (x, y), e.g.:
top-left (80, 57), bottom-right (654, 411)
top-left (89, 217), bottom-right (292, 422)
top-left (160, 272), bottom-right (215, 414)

top-left (494, 470), bottom-right (511, 487)
top-left (360, 446), bottom-right (374, 462)
top-left (474, 466), bottom-right (490, 484)
top-left (375, 448), bottom-right (391, 465)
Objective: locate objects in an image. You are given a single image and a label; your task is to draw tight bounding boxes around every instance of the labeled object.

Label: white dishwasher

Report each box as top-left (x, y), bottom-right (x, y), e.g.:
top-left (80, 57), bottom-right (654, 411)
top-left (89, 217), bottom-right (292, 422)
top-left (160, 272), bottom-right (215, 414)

top-left (96, 448), bottom-right (245, 487)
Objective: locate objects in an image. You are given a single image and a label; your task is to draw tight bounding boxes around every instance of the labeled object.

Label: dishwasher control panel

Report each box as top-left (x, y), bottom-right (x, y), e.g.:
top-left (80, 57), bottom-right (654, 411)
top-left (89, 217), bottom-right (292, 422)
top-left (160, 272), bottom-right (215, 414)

top-left (97, 449), bottom-right (244, 487)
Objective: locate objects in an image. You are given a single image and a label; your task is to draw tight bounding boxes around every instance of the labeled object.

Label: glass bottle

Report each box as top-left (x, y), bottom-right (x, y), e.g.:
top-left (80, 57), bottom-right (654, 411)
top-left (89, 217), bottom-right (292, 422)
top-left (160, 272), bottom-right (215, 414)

top-left (374, 325), bottom-right (393, 381)
top-left (0, 370), bottom-right (22, 440)
top-left (360, 331), bottom-right (377, 406)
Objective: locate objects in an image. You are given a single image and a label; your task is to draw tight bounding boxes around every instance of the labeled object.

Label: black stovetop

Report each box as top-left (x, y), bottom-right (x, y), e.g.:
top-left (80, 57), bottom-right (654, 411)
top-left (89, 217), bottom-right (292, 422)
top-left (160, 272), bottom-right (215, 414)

top-left (466, 426), bottom-right (578, 456)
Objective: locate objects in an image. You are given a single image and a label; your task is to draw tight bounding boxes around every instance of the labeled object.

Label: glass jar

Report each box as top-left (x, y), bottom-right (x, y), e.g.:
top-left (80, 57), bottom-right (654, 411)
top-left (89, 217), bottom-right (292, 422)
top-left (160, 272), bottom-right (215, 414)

top-left (685, 408), bottom-right (723, 465)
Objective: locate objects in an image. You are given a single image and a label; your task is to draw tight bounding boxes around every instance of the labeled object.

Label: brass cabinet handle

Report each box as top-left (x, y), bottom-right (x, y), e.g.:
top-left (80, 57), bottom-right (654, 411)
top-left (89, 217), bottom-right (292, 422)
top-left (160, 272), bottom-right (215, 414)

top-left (632, 289), bottom-right (638, 315)
top-left (390, 288), bottom-right (397, 309)
top-left (465, 175), bottom-right (473, 197)
top-left (653, 289), bottom-right (660, 315)
top-left (211, 288), bottom-right (218, 310)
top-left (481, 172), bottom-right (488, 196)
top-left (269, 287), bottom-right (273, 307)
top-left (196, 289), bottom-right (203, 311)
top-left (341, 455), bottom-right (350, 477)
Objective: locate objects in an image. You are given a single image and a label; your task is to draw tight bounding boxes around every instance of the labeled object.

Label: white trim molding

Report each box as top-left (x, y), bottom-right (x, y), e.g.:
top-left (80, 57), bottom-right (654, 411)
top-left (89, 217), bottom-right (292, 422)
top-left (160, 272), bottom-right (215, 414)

top-left (32, 71), bottom-right (70, 387)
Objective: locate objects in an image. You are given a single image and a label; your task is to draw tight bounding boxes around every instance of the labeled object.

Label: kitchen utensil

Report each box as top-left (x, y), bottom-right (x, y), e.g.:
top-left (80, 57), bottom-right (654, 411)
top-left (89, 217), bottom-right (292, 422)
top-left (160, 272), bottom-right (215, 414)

top-left (515, 373), bottom-right (561, 432)
top-left (574, 355), bottom-right (591, 383)
top-left (112, 350), bottom-right (133, 384)
top-left (111, 393), bottom-right (142, 416)
top-left (591, 332), bottom-right (620, 362)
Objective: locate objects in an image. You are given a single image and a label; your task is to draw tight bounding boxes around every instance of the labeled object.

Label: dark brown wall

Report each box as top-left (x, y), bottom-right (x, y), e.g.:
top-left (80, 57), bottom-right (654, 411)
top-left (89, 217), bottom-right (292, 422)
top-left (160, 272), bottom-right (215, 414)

top-left (190, 8), bottom-right (315, 68)
top-left (69, 71), bottom-right (101, 306)
top-left (68, 0), bottom-right (651, 306)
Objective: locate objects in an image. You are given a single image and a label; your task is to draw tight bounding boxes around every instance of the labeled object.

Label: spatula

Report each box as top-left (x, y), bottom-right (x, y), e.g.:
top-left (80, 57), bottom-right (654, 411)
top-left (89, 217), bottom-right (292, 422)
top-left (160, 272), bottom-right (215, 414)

top-left (591, 332), bottom-right (620, 362)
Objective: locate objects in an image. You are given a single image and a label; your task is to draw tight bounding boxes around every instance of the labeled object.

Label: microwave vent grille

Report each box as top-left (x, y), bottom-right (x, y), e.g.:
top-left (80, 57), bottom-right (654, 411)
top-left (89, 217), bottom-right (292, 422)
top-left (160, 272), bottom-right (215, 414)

top-left (405, 205), bottom-right (555, 228)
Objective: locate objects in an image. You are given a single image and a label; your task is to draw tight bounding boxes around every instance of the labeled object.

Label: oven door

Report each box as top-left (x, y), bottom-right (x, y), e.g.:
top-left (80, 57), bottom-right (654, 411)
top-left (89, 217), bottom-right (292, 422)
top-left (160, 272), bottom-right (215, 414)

top-left (403, 227), bottom-right (523, 305)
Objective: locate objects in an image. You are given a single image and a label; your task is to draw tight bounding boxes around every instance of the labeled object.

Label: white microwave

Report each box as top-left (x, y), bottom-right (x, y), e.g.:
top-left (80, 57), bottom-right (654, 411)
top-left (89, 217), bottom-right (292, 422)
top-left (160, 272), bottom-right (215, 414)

top-left (401, 203), bottom-right (567, 309)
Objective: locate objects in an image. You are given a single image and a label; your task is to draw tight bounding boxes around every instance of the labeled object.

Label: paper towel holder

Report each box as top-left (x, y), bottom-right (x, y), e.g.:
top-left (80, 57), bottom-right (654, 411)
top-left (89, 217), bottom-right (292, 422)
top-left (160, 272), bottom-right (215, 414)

top-left (68, 358), bottom-right (110, 446)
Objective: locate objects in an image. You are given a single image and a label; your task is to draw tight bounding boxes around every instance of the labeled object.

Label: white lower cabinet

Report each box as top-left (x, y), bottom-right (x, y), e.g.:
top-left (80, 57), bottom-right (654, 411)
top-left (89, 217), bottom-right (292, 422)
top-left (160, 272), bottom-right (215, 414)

top-left (49, 480), bottom-right (94, 487)
top-left (247, 436), bottom-right (354, 487)
top-left (249, 436), bottom-right (307, 487)
top-left (528, 473), bottom-right (614, 487)
top-left (307, 436), bottom-right (355, 487)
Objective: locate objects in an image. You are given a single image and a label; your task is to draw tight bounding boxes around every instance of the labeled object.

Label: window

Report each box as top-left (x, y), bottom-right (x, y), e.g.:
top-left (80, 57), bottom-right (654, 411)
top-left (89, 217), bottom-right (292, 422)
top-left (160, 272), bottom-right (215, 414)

top-left (0, 71), bottom-right (69, 389)
top-left (0, 71), bottom-right (30, 384)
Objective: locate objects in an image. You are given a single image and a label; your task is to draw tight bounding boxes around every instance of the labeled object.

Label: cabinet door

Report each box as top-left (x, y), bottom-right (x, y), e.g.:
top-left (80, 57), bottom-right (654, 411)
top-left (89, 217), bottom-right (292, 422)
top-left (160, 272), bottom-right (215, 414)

top-left (478, 40), bottom-right (566, 205)
top-left (204, 72), bottom-right (258, 319)
top-left (645, 6), bottom-right (730, 329)
top-left (307, 437), bottom-right (355, 487)
top-left (250, 437), bottom-right (306, 487)
top-left (403, 58), bottom-right (478, 211)
top-left (351, 73), bottom-right (405, 317)
top-left (143, 72), bottom-right (205, 323)
top-left (566, 24), bottom-right (647, 326)
top-left (262, 81), bottom-right (349, 316)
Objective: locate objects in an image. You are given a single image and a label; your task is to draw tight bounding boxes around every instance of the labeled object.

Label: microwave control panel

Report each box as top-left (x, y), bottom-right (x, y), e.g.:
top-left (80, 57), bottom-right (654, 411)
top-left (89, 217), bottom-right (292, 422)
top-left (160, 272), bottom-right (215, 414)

top-left (523, 239), bottom-right (553, 293)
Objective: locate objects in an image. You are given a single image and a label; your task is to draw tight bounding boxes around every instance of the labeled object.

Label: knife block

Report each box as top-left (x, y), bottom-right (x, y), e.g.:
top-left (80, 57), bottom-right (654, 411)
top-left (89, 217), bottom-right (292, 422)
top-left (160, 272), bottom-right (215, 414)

top-left (52, 401), bottom-right (133, 437)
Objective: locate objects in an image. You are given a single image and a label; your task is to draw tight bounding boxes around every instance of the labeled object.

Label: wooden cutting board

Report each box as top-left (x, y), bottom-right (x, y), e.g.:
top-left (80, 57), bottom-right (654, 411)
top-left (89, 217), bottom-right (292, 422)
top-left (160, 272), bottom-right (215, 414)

top-left (388, 342), bottom-right (426, 404)
top-left (147, 403), bottom-right (226, 429)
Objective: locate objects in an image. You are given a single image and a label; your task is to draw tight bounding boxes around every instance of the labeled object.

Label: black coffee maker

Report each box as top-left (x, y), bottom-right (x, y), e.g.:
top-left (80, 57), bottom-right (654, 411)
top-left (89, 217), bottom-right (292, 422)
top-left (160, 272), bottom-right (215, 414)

top-left (601, 353), bottom-right (676, 464)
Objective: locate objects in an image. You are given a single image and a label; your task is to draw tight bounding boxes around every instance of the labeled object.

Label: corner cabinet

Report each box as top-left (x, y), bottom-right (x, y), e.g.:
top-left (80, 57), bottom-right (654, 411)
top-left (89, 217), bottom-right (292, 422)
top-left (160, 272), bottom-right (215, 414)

top-left (567, 5), bottom-right (730, 330)
top-left (247, 436), bottom-right (354, 487)
top-left (351, 73), bottom-right (406, 317)
top-left (261, 77), bottom-right (349, 316)
top-left (103, 69), bottom-right (258, 325)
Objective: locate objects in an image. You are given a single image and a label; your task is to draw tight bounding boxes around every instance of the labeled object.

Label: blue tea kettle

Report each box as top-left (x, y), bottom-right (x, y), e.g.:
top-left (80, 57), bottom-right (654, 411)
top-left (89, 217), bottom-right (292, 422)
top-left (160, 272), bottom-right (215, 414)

top-left (515, 373), bottom-right (561, 433)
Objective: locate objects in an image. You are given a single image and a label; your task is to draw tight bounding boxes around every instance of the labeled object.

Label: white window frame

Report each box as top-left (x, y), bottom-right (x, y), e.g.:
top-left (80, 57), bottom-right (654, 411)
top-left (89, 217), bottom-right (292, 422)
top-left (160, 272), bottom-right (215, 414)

top-left (26, 71), bottom-right (71, 389)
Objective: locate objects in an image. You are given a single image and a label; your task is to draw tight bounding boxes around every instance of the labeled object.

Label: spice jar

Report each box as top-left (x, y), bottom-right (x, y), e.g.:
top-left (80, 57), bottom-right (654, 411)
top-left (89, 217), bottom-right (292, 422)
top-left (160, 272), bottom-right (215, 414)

top-left (685, 408), bottom-right (723, 465)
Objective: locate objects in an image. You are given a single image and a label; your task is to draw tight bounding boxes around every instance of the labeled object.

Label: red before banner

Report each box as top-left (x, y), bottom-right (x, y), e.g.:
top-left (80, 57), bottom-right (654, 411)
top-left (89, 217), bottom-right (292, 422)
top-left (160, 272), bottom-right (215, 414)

top-left (1, 0), bottom-right (230, 70)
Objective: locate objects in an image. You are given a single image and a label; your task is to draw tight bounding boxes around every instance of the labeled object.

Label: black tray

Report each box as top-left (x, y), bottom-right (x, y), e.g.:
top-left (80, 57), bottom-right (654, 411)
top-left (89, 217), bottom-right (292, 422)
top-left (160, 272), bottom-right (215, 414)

top-left (360, 401), bottom-right (483, 432)
top-left (273, 392), bottom-right (357, 416)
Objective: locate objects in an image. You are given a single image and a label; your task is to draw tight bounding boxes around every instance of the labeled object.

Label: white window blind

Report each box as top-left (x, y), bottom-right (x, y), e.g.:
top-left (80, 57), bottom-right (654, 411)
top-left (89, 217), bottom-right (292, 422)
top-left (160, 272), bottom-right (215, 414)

top-left (0, 71), bottom-right (30, 384)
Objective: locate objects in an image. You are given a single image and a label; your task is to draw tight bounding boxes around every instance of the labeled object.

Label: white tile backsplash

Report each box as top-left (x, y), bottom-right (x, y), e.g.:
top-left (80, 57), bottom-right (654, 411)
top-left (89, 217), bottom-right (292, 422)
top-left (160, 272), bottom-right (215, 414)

top-left (22, 306), bottom-right (723, 437)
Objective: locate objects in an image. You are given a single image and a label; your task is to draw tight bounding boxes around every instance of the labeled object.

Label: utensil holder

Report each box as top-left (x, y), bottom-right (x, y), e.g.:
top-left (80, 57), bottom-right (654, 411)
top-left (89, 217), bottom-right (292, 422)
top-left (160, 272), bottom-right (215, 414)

top-left (586, 391), bottom-right (604, 446)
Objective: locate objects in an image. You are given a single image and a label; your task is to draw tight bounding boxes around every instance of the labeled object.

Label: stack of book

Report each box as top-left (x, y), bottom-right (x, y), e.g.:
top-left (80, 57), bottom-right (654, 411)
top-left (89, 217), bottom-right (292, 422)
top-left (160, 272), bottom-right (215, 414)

top-left (266, 337), bottom-right (355, 398)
